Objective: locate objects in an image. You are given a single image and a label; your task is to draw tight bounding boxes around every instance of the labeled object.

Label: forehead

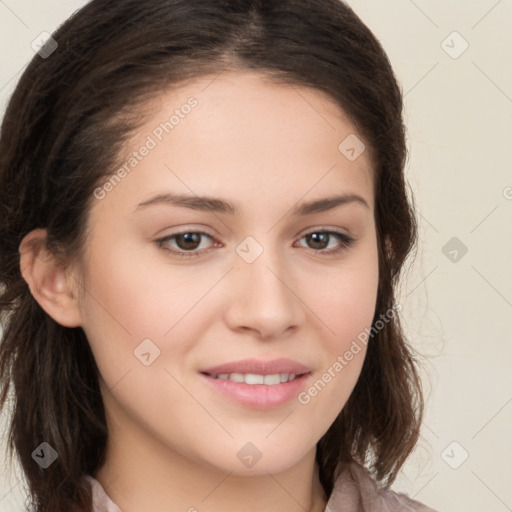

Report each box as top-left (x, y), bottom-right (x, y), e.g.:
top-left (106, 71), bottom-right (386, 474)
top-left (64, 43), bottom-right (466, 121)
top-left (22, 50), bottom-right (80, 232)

top-left (95, 70), bottom-right (375, 217)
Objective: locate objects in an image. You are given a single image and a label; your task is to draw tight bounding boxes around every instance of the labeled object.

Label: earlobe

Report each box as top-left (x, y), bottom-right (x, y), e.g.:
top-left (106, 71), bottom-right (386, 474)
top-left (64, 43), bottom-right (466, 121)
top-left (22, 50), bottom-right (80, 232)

top-left (19, 228), bottom-right (83, 328)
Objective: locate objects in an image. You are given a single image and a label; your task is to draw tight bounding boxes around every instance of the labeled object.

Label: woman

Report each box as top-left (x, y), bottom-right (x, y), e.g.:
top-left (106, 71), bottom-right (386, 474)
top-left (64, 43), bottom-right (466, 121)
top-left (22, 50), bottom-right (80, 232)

top-left (0, 0), bottom-right (437, 510)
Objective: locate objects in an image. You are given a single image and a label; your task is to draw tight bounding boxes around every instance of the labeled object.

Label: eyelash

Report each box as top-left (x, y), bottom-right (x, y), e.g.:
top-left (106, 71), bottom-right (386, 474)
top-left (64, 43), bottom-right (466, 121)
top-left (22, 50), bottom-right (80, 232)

top-left (155, 229), bottom-right (356, 259)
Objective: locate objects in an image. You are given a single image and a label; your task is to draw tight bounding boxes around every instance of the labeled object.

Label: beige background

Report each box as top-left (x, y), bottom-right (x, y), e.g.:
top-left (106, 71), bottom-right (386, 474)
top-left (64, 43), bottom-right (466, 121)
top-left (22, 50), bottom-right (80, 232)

top-left (1, 1), bottom-right (511, 511)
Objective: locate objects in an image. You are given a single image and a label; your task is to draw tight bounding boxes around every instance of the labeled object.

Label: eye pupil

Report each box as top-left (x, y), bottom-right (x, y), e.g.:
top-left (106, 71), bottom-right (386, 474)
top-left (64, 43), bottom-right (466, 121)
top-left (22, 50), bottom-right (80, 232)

top-left (306, 232), bottom-right (329, 249)
top-left (176, 233), bottom-right (201, 250)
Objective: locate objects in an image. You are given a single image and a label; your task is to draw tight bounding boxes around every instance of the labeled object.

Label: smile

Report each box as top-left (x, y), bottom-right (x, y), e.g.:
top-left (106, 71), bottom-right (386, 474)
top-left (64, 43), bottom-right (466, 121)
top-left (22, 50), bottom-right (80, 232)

top-left (207, 372), bottom-right (300, 385)
top-left (201, 371), bottom-right (311, 409)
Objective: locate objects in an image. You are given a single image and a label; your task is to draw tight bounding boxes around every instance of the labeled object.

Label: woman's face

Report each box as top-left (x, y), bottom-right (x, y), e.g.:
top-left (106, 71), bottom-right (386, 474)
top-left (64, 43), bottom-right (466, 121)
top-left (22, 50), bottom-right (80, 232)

top-left (77, 70), bottom-right (379, 476)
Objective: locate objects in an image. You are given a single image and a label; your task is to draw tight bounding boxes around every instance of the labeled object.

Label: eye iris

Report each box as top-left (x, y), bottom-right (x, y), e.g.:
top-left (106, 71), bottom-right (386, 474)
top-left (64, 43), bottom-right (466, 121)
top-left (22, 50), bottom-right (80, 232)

top-left (306, 232), bottom-right (329, 250)
top-left (176, 233), bottom-right (201, 251)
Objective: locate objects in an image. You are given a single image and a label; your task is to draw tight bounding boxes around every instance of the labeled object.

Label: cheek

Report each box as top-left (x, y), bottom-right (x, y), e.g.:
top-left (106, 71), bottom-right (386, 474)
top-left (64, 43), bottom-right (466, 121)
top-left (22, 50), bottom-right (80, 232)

top-left (78, 237), bottom-right (228, 388)
top-left (80, 238), bottom-right (214, 339)
top-left (300, 241), bottom-right (379, 415)
top-left (317, 242), bottom-right (379, 352)
top-left (298, 281), bottom-right (375, 435)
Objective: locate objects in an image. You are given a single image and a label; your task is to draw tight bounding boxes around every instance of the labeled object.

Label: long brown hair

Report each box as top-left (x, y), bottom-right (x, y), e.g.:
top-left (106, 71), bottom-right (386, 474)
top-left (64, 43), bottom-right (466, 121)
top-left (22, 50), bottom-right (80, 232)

top-left (0, 1), bottom-right (422, 510)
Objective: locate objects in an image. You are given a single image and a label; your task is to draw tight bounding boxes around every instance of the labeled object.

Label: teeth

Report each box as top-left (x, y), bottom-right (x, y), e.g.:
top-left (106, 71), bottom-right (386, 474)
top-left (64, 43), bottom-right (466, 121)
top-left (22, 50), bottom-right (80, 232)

top-left (246, 373), bottom-right (264, 385)
top-left (213, 373), bottom-right (298, 385)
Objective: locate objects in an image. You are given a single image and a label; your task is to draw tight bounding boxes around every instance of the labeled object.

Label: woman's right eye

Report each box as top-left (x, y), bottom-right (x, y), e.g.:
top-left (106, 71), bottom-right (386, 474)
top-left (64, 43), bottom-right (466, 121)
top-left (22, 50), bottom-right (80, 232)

top-left (156, 231), bottom-right (217, 258)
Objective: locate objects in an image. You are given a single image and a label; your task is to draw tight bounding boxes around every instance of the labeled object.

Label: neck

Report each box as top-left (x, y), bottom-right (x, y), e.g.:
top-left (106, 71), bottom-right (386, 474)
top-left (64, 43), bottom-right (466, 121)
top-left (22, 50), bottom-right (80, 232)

top-left (95, 443), bottom-right (327, 512)
top-left (94, 411), bottom-right (327, 512)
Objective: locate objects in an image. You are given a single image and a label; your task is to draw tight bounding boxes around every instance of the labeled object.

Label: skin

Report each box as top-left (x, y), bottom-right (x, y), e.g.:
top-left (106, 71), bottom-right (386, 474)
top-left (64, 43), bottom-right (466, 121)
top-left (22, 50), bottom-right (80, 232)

top-left (20, 70), bottom-right (379, 512)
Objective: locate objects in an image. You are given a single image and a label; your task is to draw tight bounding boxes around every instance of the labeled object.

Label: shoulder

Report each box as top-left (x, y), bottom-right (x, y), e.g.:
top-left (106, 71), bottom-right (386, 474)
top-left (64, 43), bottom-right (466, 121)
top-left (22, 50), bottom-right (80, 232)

top-left (83, 475), bottom-right (123, 512)
top-left (325, 462), bottom-right (439, 512)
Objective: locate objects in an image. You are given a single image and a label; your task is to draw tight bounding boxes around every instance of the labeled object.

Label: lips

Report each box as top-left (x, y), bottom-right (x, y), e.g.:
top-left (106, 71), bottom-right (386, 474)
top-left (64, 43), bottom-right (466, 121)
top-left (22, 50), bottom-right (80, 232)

top-left (199, 358), bottom-right (312, 409)
top-left (200, 358), bottom-right (311, 376)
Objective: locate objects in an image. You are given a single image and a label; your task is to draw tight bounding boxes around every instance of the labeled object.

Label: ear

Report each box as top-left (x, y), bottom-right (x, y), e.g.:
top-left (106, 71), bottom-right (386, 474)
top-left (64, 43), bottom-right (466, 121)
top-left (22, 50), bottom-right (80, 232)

top-left (19, 228), bottom-right (83, 327)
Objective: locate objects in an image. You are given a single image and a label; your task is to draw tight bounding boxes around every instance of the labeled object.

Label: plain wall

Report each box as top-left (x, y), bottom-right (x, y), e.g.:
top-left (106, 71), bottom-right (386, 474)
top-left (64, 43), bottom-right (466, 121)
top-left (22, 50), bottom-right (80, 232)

top-left (1, 1), bottom-right (511, 511)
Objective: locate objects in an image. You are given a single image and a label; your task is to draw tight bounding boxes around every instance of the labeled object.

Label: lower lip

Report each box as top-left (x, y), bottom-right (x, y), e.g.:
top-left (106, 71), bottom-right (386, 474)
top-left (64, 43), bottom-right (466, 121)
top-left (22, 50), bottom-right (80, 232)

top-left (201, 373), bottom-right (311, 409)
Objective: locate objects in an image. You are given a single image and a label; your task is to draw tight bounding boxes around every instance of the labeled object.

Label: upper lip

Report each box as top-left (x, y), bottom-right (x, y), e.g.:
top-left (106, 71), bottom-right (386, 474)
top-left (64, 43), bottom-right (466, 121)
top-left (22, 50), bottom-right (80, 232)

top-left (201, 358), bottom-right (311, 376)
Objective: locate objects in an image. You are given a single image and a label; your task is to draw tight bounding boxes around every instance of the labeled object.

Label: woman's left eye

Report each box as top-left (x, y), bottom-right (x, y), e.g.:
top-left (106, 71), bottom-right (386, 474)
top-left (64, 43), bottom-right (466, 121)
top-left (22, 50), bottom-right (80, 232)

top-left (156, 230), bottom-right (355, 259)
top-left (295, 231), bottom-right (355, 254)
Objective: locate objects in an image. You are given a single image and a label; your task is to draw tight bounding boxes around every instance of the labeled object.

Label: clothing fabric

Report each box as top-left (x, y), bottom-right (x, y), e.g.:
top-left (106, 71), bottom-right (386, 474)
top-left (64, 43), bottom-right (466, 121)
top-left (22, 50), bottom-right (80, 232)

top-left (84, 462), bottom-right (438, 511)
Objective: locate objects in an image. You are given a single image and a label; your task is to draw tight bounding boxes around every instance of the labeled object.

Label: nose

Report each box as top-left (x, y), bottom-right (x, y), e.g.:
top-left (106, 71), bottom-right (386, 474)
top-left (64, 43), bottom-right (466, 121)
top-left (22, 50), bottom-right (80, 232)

top-left (223, 247), bottom-right (306, 340)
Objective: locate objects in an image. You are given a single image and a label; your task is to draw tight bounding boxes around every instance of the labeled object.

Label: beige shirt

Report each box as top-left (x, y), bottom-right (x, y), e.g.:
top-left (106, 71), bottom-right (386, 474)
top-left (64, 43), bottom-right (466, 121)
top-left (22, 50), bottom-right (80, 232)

top-left (85, 462), bottom-right (438, 511)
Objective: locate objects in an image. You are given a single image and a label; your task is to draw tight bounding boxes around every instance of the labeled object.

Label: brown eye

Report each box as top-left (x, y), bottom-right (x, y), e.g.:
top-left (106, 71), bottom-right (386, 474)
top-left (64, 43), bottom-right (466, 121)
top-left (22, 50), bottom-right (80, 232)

top-left (156, 231), bottom-right (216, 258)
top-left (174, 233), bottom-right (202, 251)
top-left (298, 230), bottom-right (355, 254)
top-left (304, 232), bottom-right (330, 250)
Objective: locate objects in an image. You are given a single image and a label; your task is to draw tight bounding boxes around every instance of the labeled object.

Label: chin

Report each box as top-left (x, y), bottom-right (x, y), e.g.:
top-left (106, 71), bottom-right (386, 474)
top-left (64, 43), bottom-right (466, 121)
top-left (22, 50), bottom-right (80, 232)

top-left (206, 438), bottom-right (313, 476)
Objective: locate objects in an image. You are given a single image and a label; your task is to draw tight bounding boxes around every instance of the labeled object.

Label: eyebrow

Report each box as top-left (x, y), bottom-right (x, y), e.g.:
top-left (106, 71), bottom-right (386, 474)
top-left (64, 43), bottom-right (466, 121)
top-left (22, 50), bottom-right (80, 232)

top-left (135, 192), bottom-right (370, 216)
